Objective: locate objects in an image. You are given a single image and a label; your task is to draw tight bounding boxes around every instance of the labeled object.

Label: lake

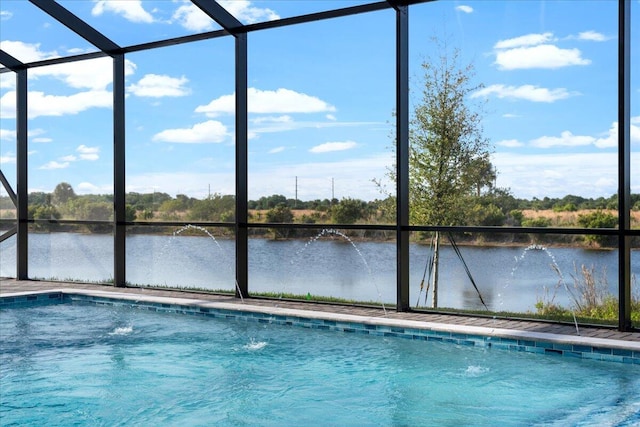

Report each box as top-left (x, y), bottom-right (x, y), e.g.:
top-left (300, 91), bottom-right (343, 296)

top-left (1, 230), bottom-right (638, 313)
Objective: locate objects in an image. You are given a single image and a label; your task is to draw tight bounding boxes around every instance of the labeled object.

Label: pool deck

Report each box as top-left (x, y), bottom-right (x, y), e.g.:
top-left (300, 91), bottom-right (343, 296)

top-left (2, 278), bottom-right (639, 354)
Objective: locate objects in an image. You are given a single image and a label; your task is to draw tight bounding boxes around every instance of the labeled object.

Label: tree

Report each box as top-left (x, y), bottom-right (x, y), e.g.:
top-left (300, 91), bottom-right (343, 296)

top-left (331, 198), bottom-right (365, 224)
top-left (52, 182), bottom-right (76, 206)
top-left (408, 46), bottom-right (494, 307)
top-left (577, 211), bottom-right (617, 247)
top-left (266, 203), bottom-right (294, 239)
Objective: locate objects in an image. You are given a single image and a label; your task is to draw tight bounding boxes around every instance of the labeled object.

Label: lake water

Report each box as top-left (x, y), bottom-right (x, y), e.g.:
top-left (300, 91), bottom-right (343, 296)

top-left (1, 231), bottom-right (638, 313)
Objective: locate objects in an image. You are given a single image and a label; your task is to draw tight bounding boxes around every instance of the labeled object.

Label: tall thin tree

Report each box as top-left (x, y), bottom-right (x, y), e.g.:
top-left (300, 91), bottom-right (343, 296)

top-left (411, 47), bottom-right (493, 307)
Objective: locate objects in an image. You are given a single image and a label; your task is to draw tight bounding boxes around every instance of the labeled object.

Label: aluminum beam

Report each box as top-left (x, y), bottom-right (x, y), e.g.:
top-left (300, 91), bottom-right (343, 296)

top-left (113, 55), bottom-right (126, 286)
top-left (396, 5), bottom-right (410, 311)
top-left (0, 169), bottom-right (17, 206)
top-left (191, 0), bottom-right (243, 34)
top-left (0, 50), bottom-right (24, 71)
top-left (29, 0), bottom-right (120, 54)
top-left (16, 70), bottom-right (28, 279)
top-left (617, 0), bottom-right (631, 331)
top-left (235, 33), bottom-right (249, 298)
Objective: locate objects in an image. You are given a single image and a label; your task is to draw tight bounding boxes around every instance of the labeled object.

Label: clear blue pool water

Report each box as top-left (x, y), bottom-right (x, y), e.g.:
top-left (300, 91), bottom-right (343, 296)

top-left (1, 303), bottom-right (639, 426)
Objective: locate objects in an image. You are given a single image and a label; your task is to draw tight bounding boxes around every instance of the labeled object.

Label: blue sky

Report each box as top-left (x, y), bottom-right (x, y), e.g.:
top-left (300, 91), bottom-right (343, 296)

top-left (0, 0), bottom-right (638, 202)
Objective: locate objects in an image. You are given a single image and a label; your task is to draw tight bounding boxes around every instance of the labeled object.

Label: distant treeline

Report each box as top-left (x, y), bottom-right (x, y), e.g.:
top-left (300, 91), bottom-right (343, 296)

top-left (1, 183), bottom-right (639, 232)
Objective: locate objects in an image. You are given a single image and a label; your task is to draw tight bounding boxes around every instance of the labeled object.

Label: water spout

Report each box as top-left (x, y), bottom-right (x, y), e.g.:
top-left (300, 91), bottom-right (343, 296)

top-left (174, 225), bottom-right (244, 303)
top-left (288, 228), bottom-right (387, 315)
top-left (506, 244), bottom-right (579, 335)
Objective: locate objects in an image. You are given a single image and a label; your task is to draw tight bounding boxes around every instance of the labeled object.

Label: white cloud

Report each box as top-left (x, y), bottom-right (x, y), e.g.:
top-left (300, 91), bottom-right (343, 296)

top-left (0, 153), bottom-right (16, 164)
top-left (0, 73), bottom-right (15, 90)
top-left (196, 88), bottom-right (336, 117)
top-left (0, 40), bottom-right (58, 62)
top-left (172, 3), bottom-right (216, 31)
top-left (326, 114), bottom-right (337, 121)
top-left (494, 32), bottom-right (554, 49)
top-left (1, 129), bottom-right (51, 142)
top-left (250, 119), bottom-right (381, 136)
top-left (472, 84), bottom-right (576, 103)
top-left (30, 57), bottom-right (136, 91)
top-left (171, 0), bottom-right (279, 30)
top-left (219, 0), bottom-right (279, 24)
top-left (92, 0), bottom-right (154, 23)
top-left (60, 155), bottom-right (77, 162)
top-left (251, 115), bottom-right (293, 124)
top-left (76, 182), bottom-right (106, 194)
top-left (0, 90), bottom-right (112, 119)
top-left (495, 44), bottom-right (590, 70)
top-left (1, 10), bottom-right (13, 20)
top-left (492, 151), bottom-right (625, 199)
top-left (66, 47), bottom-right (95, 55)
top-left (455, 5), bottom-right (473, 13)
top-left (502, 113), bottom-right (521, 118)
top-left (492, 33), bottom-right (590, 70)
top-left (40, 161), bottom-right (70, 170)
top-left (0, 129), bottom-right (15, 141)
top-left (576, 31), bottom-right (609, 42)
top-left (77, 145), bottom-right (100, 161)
top-left (309, 141), bottom-right (357, 153)
top-left (496, 139), bottom-right (524, 148)
top-left (530, 131), bottom-right (595, 148)
top-left (594, 117), bottom-right (640, 148)
top-left (523, 118), bottom-right (640, 150)
top-left (128, 74), bottom-right (190, 98)
top-left (0, 47), bottom-right (138, 120)
top-left (269, 146), bottom-right (285, 154)
top-left (33, 137), bottom-right (52, 143)
top-left (152, 120), bottom-right (229, 143)
top-left (0, 43), bottom-right (135, 90)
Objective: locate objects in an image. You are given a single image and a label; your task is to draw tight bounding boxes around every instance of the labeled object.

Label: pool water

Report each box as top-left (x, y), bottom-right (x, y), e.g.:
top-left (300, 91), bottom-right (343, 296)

top-left (1, 303), bottom-right (639, 426)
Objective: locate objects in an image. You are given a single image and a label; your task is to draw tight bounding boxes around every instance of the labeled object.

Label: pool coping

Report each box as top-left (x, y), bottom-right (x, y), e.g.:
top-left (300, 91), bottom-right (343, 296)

top-left (2, 288), bottom-right (639, 365)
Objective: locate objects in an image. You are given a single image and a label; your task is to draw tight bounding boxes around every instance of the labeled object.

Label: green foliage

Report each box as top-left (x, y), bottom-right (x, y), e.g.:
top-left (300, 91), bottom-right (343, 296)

top-left (126, 191), bottom-right (171, 212)
top-left (508, 209), bottom-right (524, 226)
top-left (125, 204), bottom-right (137, 222)
top-left (187, 194), bottom-right (235, 222)
top-left (0, 196), bottom-right (15, 209)
top-left (552, 203), bottom-right (577, 212)
top-left (28, 204), bottom-right (61, 220)
top-left (331, 198), bottom-right (365, 224)
top-left (577, 210), bottom-right (618, 228)
top-left (577, 210), bottom-right (617, 246)
top-left (265, 203), bottom-right (293, 223)
top-left (29, 192), bottom-right (51, 206)
top-left (266, 203), bottom-right (293, 239)
top-left (521, 217), bottom-right (551, 227)
top-left (251, 194), bottom-right (287, 210)
top-left (402, 47), bottom-right (497, 226)
top-left (52, 182), bottom-right (76, 205)
top-left (536, 265), bottom-right (639, 324)
top-left (467, 203), bottom-right (505, 226)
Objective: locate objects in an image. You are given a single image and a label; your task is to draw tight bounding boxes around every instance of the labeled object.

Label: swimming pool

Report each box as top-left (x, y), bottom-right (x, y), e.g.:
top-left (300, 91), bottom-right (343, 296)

top-left (1, 293), bottom-right (639, 426)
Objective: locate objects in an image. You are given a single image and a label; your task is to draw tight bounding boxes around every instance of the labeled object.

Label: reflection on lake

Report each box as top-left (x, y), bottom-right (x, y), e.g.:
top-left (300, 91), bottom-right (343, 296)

top-left (1, 232), bottom-right (638, 313)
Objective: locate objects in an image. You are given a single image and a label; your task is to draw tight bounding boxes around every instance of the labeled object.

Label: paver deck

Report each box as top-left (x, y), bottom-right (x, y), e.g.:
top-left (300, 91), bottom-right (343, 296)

top-left (2, 278), bottom-right (639, 347)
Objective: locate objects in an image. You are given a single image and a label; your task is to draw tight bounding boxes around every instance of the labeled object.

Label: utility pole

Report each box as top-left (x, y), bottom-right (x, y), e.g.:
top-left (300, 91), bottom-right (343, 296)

top-left (331, 177), bottom-right (334, 202)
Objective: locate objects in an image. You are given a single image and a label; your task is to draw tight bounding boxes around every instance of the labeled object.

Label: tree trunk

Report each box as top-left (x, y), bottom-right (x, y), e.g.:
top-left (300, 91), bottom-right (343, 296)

top-left (431, 231), bottom-right (439, 308)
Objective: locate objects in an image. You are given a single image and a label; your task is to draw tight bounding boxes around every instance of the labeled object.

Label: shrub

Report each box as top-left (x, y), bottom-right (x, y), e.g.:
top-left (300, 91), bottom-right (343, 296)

top-left (521, 217), bottom-right (551, 227)
top-left (577, 210), bottom-right (617, 246)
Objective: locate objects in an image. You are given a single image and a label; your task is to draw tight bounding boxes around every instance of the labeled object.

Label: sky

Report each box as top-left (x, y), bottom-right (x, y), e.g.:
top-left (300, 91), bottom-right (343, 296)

top-left (0, 0), bottom-right (638, 202)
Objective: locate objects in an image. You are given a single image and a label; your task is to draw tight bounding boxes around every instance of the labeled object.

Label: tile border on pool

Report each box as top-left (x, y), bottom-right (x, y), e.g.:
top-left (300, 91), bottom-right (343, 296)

top-left (2, 289), bottom-right (639, 365)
